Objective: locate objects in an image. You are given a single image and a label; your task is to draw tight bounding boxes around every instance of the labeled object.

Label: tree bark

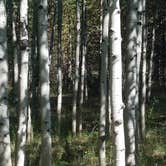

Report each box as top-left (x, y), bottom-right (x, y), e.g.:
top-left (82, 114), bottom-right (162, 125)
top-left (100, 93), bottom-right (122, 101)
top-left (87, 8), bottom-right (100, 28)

top-left (72, 0), bottom-right (81, 135)
top-left (38, 0), bottom-right (52, 165)
top-left (99, 0), bottom-right (109, 165)
top-left (124, 0), bottom-right (138, 165)
top-left (57, 0), bottom-right (63, 136)
top-left (110, 1), bottom-right (125, 166)
top-left (140, 0), bottom-right (147, 140)
top-left (16, 0), bottom-right (29, 165)
top-left (0, 1), bottom-right (12, 166)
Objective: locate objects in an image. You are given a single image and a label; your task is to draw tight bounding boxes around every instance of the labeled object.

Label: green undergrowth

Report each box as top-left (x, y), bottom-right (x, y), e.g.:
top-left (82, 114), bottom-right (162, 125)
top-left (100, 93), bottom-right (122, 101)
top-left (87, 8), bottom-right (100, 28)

top-left (9, 90), bottom-right (166, 165)
top-left (139, 95), bottom-right (166, 166)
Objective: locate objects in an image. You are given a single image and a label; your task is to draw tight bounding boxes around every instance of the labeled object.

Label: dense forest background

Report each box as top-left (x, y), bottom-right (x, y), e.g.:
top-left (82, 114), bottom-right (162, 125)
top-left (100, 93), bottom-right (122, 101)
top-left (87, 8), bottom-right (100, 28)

top-left (0, 0), bottom-right (165, 165)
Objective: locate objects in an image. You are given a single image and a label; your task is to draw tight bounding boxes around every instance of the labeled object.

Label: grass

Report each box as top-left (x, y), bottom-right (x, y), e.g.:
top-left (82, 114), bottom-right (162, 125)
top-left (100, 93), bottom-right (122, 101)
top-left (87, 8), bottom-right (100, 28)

top-left (9, 88), bottom-right (166, 166)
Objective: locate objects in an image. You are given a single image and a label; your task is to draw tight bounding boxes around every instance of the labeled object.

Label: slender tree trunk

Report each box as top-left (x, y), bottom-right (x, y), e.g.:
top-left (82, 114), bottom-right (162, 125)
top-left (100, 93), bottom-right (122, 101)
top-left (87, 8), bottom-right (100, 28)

top-left (147, 26), bottom-right (155, 100)
top-left (124, 0), bottom-right (138, 165)
top-left (0, 1), bottom-right (12, 166)
top-left (38, 0), bottom-right (52, 165)
top-left (110, 1), bottom-right (125, 166)
top-left (72, 0), bottom-right (81, 135)
top-left (31, 0), bottom-right (39, 115)
top-left (16, 0), bottom-right (29, 165)
top-left (136, 0), bottom-right (143, 144)
top-left (78, 0), bottom-right (86, 134)
top-left (140, 0), bottom-right (147, 140)
top-left (99, 0), bottom-right (109, 165)
top-left (49, 0), bottom-right (57, 62)
top-left (57, 0), bottom-right (63, 135)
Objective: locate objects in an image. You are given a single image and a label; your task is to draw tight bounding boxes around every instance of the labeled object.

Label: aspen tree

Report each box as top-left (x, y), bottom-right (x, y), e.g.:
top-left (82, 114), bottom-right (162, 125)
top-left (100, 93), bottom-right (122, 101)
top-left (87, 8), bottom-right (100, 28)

top-left (78, 0), bottom-right (87, 134)
top-left (140, 0), bottom-right (147, 139)
top-left (0, 1), bottom-right (12, 166)
top-left (38, 0), bottom-right (52, 165)
top-left (57, 0), bottom-right (63, 135)
top-left (124, 0), bottom-right (138, 164)
top-left (72, 0), bottom-right (81, 135)
top-left (147, 26), bottom-right (155, 100)
top-left (16, 0), bottom-right (29, 165)
top-left (110, 0), bottom-right (125, 165)
top-left (99, 0), bottom-right (109, 165)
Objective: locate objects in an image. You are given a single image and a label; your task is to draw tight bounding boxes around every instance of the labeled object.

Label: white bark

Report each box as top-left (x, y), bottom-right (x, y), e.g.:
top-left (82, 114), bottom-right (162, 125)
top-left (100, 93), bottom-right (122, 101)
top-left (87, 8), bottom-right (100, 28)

top-left (110, 1), bottom-right (125, 166)
top-left (0, 1), bottom-right (12, 166)
top-left (72, 0), bottom-right (81, 135)
top-left (135, 0), bottom-right (143, 146)
top-left (124, 0), bottom-right (138, 165)
top-left (13, 19), bottom-right (19, 96)
top-left (147, 27), bottom-right (155, 100)
top-left (57, 0), bottom-right (63, 135)
top-left (16, 0), bottom-right (29, 165)
top-left (99, 0), bottom-right (109, 165)
top-left (38, 0), bottom-right (52, 166)
top-left (78, 0), bottom-right (87, 134)
top-left (140, 0), bottom-right (147, 139)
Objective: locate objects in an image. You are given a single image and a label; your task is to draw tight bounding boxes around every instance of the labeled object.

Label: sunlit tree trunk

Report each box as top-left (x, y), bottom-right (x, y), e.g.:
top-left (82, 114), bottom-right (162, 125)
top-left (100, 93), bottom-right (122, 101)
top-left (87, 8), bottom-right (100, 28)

top-left (140, 0), bottom-right (147, 140)
top-left (38, 0), bottom-right (52, 165)
top-left (72, 0), bottom-right (80, 135)
top-left (0, 1), bottom-right (12, 166)
top-left (110, 1), bottom-right (125, 166)
top-left (57, 0), bottom-right (63, 135)
top-left (99, 0), bottom-right (109, 165)
top-left (136, 0), bottom-right (143, 144)
top-left (16, 0), bottom-right (29, 165)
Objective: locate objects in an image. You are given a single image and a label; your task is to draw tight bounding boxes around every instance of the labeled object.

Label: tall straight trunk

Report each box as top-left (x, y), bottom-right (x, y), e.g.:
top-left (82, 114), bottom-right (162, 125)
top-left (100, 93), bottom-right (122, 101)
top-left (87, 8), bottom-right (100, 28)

top-left (57, 0), bottom-right (63, 135)
top-left (0, 1), bottom-right (12, 166)
top-left (124, 0), bottom-right (138, 165)
top-left (72, 0), bottom-right (81, 135)
top-left (16, 0), bottom-right (29, 165)
top-left (8, 0), bottom-right (19, 101)
top-left (99, 0), bottom-right (109, 165)
top-left (110, 1), bottom-right (125, 166)
top-left (147, 26), bottom-right (155, 100)
top-left (140, 0), bottom-right (147, 140)
top-left (13, 21), bottom-right (19, 101)
top-left (49, 0), bottom-right (57, 62)
top-left (38, 0), bottom-right (52, 166)
top-left (124, 0), bottom-right (138, 166)
top-left (31, 0), bottom-right (39, 114)
top-left (78, 0), bottom-right (87, 134)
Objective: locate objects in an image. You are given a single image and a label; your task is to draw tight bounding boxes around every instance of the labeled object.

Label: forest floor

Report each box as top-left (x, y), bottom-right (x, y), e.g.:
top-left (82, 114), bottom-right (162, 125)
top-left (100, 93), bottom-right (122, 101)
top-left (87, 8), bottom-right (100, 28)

top-left (9, 87), bottom-right (166, 166)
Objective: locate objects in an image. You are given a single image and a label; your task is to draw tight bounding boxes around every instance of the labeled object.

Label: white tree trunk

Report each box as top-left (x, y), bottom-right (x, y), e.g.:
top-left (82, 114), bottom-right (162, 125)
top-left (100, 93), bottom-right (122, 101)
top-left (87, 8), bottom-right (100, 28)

top-left (57, 0), bottom-right (63, 135)
top-left (78, 0), bottom-right (87, 134)
top-left (136, 0), bottom-right (143, 143)
top-left (110, 1), bottom-right (125, 166)
top-left (0, 1), bottom-right (12, 166)
top-left (140, 0), bottom-right (147, 139)
top-left (99, 0), bottom-right (109, 165)
top-left (16, 0), bottom-right (29, 165)
top-left (124, 0), bottom-right (138, 165)
top-left (147, 27), bottom-right (155, 100)
top-left (13, 18), bottom-right (19, 99)
top-left (38, 0), bottom-right (52, 166)
top-left (72, 0), bottom-right (81, 135)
